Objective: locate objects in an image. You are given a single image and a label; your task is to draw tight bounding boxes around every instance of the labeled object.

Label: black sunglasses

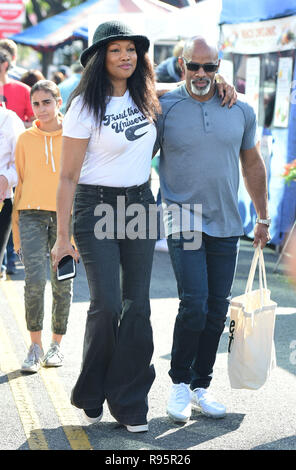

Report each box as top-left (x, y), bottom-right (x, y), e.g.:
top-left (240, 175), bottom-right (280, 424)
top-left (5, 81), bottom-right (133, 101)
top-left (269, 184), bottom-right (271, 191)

top-left (182, 58), bottom-right (219, 73)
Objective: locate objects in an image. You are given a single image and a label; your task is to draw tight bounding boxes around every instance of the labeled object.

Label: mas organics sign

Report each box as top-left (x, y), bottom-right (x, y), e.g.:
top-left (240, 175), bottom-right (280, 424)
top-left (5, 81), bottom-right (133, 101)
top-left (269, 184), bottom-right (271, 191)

top-left (221, 16), bottom-right (296, 54)
top-left (0, 0), bottom-right (25, 38)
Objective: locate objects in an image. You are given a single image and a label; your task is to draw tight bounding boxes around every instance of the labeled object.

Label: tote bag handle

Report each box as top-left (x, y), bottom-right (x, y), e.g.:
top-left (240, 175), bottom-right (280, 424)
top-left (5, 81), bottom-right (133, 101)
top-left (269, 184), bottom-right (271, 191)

top-left (259, 247), bottom-right (267, 291)
top-left (244, 246), bottom-right (268, 326)
top-left (245, 246), bottom-right (267, 295)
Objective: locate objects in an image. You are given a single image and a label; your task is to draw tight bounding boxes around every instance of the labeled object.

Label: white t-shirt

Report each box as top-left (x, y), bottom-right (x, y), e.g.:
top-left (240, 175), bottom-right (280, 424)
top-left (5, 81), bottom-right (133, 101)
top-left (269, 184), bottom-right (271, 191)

top-left (62, 90), bottom-right (156, 187)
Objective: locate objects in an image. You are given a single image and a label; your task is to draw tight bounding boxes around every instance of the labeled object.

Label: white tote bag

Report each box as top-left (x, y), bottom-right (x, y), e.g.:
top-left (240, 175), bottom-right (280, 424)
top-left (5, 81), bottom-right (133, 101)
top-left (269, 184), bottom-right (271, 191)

top-left (227, 246), bottom-right (277, 390)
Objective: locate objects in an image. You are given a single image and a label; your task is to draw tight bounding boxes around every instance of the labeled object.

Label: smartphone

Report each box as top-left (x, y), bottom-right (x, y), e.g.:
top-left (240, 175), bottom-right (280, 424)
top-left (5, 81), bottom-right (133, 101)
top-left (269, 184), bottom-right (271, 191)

top-left (57, 255), bottom-right (76, 281)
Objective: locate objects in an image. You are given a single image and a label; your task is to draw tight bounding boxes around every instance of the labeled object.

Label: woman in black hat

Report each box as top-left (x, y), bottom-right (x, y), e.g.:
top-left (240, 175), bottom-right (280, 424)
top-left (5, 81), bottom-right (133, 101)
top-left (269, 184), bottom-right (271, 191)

top-left (51, 21), bottom-right (160, 433)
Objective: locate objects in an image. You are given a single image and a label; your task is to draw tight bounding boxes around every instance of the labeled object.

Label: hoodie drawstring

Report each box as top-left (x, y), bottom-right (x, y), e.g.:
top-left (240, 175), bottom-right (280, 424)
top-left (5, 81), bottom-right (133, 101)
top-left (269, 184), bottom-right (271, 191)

top-left (44, 136), bottom-right (56, 173)
top-left (44, 136), bottom-right (48, 165)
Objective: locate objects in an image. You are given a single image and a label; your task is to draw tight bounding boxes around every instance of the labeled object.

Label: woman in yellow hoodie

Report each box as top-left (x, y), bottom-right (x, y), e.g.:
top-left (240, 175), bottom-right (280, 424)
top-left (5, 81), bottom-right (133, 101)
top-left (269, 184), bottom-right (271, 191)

top-left (13, 80), bottom-right (73, 373)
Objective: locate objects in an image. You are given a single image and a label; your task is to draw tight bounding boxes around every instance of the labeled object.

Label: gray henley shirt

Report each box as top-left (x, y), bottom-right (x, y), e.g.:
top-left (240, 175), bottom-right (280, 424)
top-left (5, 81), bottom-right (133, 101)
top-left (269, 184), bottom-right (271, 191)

top-left (155, 84), bottom-right (257, 237)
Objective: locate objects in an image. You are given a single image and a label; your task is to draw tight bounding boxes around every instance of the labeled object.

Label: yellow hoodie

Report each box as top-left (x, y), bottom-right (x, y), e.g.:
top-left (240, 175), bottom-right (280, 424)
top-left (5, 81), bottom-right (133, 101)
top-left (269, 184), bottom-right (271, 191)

top-left (12, 120), bottom-right (62, 252)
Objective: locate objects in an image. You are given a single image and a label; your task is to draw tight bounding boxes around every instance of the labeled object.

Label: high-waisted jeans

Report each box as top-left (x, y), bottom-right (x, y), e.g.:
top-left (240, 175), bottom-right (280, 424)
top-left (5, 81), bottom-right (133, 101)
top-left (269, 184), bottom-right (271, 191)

top-left (167, 232), bottom-right (239, 390)
top-left (71, 182), bottom-right (156, 425)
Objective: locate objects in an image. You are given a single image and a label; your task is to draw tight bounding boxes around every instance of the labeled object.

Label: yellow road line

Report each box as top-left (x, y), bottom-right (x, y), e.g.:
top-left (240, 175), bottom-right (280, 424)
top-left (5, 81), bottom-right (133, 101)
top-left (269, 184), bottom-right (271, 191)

top-left (0, 314), bottom-right (48, 450)
top-left (0, 279), bottom-right (92, 450)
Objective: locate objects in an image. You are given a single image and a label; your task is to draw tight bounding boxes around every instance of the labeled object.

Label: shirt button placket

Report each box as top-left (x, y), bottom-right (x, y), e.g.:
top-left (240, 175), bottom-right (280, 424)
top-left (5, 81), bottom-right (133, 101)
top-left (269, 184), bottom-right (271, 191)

top-left (204, 109), bottom-right (210, 133)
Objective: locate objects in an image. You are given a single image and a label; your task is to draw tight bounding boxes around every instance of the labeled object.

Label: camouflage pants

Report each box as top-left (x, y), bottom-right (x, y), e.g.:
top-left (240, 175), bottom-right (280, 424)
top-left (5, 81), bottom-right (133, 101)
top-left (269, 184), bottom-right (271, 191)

top-left (19, 210), bottom-right (72, 334)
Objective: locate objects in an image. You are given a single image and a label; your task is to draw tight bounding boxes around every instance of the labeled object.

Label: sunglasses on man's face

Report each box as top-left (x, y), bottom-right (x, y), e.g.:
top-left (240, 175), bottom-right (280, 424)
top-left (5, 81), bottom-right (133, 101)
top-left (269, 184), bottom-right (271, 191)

top-left (182, 58), bottom-right (219, 73)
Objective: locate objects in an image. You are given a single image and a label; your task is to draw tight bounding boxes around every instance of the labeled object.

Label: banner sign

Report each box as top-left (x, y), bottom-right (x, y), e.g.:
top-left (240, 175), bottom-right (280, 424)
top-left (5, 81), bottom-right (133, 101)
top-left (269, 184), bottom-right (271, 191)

top-left (245, 57), bottom-right (260, 119)
top-left (218, 59), bottom-right (234, 85)
top-left (273, 57), bottom-right (293, 128)
top-left (0, 0), bottom-right (25, 38)
top-left (220, 15), bottom-right (296, 54)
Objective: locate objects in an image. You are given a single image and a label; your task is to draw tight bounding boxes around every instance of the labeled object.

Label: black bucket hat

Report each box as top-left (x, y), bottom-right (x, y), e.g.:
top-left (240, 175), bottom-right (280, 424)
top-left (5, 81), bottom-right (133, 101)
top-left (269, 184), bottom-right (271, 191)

top-left (80, 20), bottom-right (150, 67)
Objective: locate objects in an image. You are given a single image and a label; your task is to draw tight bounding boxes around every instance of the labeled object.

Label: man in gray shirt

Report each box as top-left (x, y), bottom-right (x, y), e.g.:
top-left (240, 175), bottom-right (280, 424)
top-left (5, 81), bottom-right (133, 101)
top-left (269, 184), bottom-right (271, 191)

top-left (155, 36), bottom-right (270, 422)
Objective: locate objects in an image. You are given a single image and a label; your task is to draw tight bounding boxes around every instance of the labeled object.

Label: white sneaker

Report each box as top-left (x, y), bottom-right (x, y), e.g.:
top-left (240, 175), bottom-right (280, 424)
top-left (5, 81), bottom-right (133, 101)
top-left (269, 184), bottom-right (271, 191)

top-left (166, 383), bottom-right (191, 422)
top-left (155, 238), bottom-right (169, 252)
top-left (191, 388), bottom-right (226, 418)
top-left (125, 423), bottom-right (149, 433)
top-left (42, 341), bottom-right (64, 367)
top-left (83, 407), bottom-right (103, 424)
top-left (21, 343), bottom-right (44, 373)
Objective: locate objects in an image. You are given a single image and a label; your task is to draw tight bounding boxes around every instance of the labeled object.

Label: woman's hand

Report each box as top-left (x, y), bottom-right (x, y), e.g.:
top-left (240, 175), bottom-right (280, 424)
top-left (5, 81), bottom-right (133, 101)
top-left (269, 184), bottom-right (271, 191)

top-left (156, 81), bottom-right (183, 97)
top-left (51, 238), bottom-right (80, 272)
top-left (0, 175), bottom-right (9, 203)
top-left (216, 74), bottom-right (237, 108)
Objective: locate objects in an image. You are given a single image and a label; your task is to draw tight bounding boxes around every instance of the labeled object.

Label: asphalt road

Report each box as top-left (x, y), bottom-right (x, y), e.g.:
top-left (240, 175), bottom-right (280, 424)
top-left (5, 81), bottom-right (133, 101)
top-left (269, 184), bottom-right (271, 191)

top-left (0, 238), bottom-right (296, 453)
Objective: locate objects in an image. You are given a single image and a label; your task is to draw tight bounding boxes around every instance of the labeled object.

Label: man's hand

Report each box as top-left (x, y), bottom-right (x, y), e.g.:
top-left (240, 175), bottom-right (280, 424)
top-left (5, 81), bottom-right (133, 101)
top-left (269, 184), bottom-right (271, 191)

top-left (216, 73), bottom-right (237, 108)
top-left (253, 223), bottom-right (271, 249)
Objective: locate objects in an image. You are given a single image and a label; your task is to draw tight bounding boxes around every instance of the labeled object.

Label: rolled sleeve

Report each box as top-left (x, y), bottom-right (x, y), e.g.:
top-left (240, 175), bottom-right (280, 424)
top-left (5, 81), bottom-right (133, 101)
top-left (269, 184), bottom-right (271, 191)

top-left (62, 96), bottom-right (93, 139)
top-left (241, 105), bottom-right (257, 151)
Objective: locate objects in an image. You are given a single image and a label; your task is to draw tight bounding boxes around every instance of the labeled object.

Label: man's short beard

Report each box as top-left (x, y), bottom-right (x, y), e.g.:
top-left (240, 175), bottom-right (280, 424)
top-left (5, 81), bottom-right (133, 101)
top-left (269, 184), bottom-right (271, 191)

top-left (191, 78), bottom-right (211, 96)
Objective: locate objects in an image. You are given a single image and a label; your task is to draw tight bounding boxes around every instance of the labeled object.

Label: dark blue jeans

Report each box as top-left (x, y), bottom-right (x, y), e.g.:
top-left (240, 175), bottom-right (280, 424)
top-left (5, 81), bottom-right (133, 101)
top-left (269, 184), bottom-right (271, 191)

top-left (167, 232), bottom-right (239, 390)
top-left (71, 182), bottom-right (156, 425)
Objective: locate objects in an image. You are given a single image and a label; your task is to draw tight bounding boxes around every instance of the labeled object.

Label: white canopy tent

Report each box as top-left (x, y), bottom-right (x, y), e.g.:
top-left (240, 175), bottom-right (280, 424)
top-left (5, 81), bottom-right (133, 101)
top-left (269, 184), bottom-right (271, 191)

top-left (153, 0), bottom-right (222, 43)
top-left (87, 0), bottom-right (222, 63)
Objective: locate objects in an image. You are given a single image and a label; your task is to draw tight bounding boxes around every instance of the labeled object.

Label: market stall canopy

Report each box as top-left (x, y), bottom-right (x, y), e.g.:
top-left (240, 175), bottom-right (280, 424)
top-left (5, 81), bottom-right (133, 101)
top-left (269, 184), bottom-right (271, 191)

top-left (148, 0), bottom-right (222, 44)
top-left (73, 0), bottom-right (178, 44)
top-left (73, 0), bottom-right (296, 45)
top-left (220, 0), bottom-right (296, 24)
top-left (9, 0), bottom-right (177, 52)
top-left (9, 0), bottom-right (296, 52)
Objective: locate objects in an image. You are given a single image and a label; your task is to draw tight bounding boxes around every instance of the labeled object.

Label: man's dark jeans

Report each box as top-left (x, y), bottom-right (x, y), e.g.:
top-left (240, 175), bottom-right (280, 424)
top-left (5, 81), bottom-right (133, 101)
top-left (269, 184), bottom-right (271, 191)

top-left (71, 182), bottom-right (156, 425)
top-left (167, 232), bottom-right (240, 390)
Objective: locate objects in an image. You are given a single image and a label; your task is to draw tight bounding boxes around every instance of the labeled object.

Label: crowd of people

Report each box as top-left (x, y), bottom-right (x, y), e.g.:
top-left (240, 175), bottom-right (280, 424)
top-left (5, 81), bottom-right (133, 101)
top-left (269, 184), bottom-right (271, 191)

top-left (0, 24), bottom-right (271, 434)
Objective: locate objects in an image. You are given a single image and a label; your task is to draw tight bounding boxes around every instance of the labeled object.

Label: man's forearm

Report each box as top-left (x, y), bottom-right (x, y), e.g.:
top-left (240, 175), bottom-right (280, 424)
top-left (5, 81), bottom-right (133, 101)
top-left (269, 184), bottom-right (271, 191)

top-left (241, 151), bottom-right (269, 218)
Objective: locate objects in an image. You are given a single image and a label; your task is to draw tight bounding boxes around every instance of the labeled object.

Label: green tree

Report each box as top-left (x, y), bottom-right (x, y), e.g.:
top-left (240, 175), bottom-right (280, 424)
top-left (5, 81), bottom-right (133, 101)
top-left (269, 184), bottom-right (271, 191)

top-left (25, 0), bottom-right (87, 26)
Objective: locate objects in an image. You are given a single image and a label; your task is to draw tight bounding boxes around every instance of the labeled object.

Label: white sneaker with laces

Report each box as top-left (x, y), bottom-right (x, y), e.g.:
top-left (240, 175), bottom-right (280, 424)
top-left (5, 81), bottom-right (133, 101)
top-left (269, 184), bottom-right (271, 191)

top-left (166, 383), bottom-right (191, 422)
top-left (191, 388), bottom-right (226, 418)
top-left (42, 341), bottom-right (64, 367)
top-left (21, 343), bottom-right (44, 373)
